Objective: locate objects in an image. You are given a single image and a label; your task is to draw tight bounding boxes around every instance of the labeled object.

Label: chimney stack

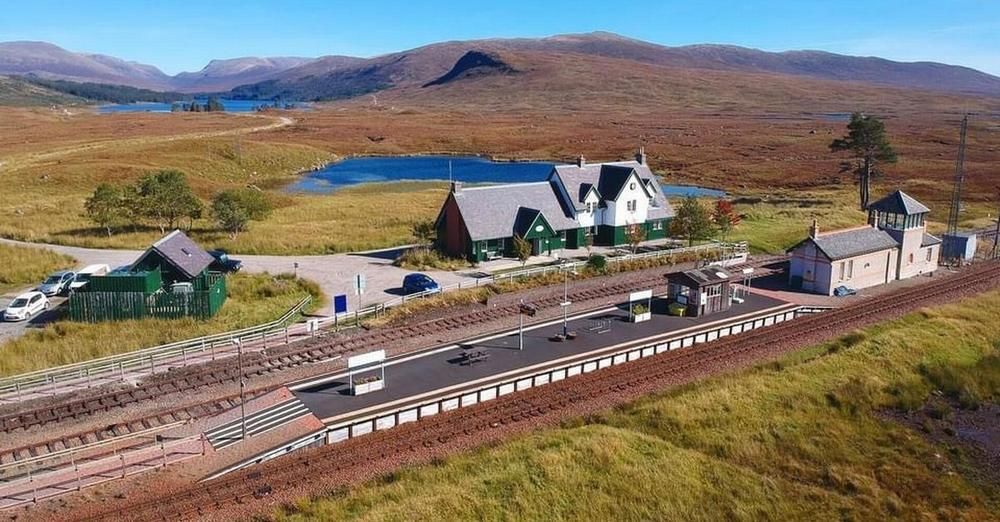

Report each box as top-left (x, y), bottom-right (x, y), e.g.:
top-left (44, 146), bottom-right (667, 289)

top-left (577, 155), bottom-right (586, 167)
top-left (635, 146), bottom-right (647, 165)
top-left (451, 181), bottom-right (463, 194)
top-left (809, 218), bottom-right (819, 239)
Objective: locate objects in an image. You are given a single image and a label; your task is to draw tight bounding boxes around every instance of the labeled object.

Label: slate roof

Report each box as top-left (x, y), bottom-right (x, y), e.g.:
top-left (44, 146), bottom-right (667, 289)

top-left (134, 230), bottom-right (214, 279)
top-left (452, 181), bottom-right (579, 241)
top-left (795, 226), bottom-right (900, 261)
top-left (667, 267), bottom-right (733, 288)
top-left (550, 160), bottom-right (674, 220)
top-left (867, 190), bottom-right (931, 215)
top-left (921, 232), bottom-right (942, 247)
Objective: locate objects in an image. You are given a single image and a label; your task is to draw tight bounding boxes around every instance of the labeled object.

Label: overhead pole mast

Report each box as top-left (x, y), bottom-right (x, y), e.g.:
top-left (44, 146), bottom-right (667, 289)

top-left (992, 186), bottom-right (1000, 260)
top-left (944, 114), bottom-right (969, 263)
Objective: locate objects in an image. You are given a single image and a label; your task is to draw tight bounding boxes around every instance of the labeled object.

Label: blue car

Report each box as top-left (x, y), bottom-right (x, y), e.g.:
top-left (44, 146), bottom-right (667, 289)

top-left (402, 273), bottom-right (441, 295)
top-left (833, 285), bottom-right (857, 297)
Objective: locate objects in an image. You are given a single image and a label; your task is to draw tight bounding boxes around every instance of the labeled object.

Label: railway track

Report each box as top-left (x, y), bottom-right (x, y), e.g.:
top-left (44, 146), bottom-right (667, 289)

top-left (74, 261), bottom-right (1000, 522)
top-left (2, 258), bottom-right (780, 436)
top-left (0, 391), bottom-right (266, 469)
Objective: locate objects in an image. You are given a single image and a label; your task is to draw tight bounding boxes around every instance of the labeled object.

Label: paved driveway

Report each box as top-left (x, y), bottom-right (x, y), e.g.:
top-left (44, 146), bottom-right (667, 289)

top-left (0, 239), bottom-right (479, 316)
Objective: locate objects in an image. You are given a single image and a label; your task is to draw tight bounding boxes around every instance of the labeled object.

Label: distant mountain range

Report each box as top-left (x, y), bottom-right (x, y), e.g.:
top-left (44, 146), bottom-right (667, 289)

top-left (1, 32), bottom-right (998, 101)
top-left (0, 41), bottom-right (311, 92)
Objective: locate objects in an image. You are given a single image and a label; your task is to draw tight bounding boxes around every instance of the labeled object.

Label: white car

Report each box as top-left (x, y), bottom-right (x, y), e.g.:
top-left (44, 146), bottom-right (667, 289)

top-left (3, 291), bottom-right (49, 322)
top-left (69, 264), bottom-right (110, 291)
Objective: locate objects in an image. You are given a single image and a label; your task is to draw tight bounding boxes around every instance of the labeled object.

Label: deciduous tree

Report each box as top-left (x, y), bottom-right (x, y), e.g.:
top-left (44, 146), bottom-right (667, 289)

top-left (513, 234), bottom-right (532, 266)
top-left (211, 188), bottom-right (272, 239)
top-left (830, 112), bottom-right (897, 210)
top-left (84, 183), bottom-right (127, 236)
top-left (670, 196), bottom-right (714, 247)
top-left (136, 170), bottom-right (203, 233)
top-left (625, 222), bottom-right (646, 254)
top-left (712, 198), bottom-right (741, 240)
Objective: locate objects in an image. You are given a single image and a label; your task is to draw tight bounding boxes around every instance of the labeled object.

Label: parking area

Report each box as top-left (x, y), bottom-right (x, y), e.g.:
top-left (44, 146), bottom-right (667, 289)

top-left (0, 293), bottom-right (67, 344)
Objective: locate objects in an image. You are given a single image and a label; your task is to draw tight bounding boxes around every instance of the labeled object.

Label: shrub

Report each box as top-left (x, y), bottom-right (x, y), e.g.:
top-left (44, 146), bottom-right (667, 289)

top-left (393, 247), bottom-right (468, 271)
top-left (586, 254), bottom-right (607, 273)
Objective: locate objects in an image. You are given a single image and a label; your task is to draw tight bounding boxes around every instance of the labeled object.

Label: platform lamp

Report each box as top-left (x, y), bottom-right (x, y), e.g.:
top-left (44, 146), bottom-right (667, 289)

top-left (230, 339), bottom-right (247, 442)
top-left (561, 261), bottom-right (578, 337)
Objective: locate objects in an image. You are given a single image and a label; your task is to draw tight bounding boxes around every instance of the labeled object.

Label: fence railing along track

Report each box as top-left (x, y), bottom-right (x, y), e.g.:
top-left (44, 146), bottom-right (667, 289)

top-left (0, 296), bottom-right (313, 401)
top-left (0, 241), bottom-right (747, 401)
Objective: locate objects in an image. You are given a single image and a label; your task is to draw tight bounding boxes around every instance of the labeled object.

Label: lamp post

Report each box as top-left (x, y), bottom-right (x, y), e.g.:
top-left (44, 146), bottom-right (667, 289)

top-left (561, 262), bottom-right (576, 337)
top-left (231, 339), bottom-right (247, 442)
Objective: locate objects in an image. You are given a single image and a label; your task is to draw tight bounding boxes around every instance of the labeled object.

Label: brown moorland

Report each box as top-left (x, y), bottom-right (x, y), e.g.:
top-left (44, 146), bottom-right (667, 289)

top-left (1, 48), bottom-right (998, 254)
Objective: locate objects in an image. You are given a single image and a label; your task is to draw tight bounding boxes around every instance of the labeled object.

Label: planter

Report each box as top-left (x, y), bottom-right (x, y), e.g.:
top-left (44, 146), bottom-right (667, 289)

top-left (631, 312), bottom-right (651, 323)
top-left (353, 379), bottom-right (384, 396)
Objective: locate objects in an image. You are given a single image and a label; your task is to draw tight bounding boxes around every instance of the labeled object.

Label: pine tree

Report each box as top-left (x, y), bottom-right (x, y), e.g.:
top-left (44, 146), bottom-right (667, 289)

top-left (830, 112), bottom-right (897, 210)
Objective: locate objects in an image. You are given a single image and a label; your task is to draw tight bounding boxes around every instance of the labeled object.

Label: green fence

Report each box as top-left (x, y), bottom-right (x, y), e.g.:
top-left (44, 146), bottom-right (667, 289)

top-left (69, 273), bottom-right (227, 323)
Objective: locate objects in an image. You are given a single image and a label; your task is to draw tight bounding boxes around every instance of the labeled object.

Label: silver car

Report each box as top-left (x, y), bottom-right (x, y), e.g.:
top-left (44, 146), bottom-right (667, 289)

top-left (38, 271), bottom-right (76, 296)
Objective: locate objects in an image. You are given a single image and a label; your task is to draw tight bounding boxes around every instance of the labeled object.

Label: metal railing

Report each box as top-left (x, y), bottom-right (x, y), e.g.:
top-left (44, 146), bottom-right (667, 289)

top-left (314, 241), bottom-right (749, 332)
top-left (0, 241), bottom-right (747, 400)
top-left (0, 295), bottom-right (313, 400)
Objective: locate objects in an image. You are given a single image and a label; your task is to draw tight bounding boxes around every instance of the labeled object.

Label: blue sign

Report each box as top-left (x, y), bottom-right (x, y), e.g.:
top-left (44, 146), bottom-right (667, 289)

top-left (334, 294), bottom-right (348, 314)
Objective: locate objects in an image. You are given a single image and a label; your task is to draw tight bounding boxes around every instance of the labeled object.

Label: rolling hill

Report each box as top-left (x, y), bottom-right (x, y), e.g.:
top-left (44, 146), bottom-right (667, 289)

top-left (0, 75), bottom-right (85, 106)
top-left (0, 41), bottom-right (173, 90)
top-left (228, 32), bottom-right (1000, 101)
top-left (0, 42), bottom-right (318, 93)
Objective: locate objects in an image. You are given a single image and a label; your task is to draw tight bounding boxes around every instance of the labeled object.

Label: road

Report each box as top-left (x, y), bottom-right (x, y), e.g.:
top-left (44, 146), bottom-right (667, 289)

top-left (0, 238), bottom-right (478, 317)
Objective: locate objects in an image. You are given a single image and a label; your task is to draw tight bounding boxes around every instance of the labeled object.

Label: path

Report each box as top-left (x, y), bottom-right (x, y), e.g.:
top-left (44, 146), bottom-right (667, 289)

top-left (2, 114), bottom-right (294, 174)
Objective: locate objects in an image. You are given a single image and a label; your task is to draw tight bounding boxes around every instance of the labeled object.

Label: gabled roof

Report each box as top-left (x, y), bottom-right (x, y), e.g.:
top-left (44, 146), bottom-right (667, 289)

top-left (133, 230), bottom-right (214, 279)
top-left (513, 208), bottom-right (549, 238)
top-left (667, 267), bottom-right (733, 288)
top-left (579, 183), bottom-right (601, 203)
top-left (867, 190), bottom-right (931, 215)
top-left (596, 165), bottom-right (652, 201)
top-left (550, 160), bottom-right (674, 219)
top-left (790, 226), bottom-right (900, 261)
top-left (450, 181), bottom-right (578, 241)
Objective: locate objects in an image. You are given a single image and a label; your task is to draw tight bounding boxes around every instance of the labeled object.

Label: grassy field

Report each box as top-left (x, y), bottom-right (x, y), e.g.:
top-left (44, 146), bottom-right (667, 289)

top-left (0, 272), bottom-right (321, 376)
top-left (0, 243), bottom-right (76, 295)
top-left (277, 290), bottom-right (1000, 521)
top-left (1, 94), bottom-right (996, 256)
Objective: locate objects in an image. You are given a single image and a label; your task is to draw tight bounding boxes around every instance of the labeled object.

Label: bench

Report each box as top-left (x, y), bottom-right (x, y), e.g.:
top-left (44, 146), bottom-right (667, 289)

top-left (460, 350), bottom-right (490, 365)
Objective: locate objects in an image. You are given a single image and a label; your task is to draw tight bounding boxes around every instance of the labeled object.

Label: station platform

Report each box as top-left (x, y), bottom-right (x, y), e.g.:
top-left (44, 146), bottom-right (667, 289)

top-left (293, 292), bottom-right (792, 423)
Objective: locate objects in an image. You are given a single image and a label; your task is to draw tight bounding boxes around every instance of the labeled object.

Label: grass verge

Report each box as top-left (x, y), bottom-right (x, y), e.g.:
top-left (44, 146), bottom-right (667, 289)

top-left (0, 272), bottom-right (322, 377)
top-left (0, 243), bottom-right (76, 295)
top-left (277, 290), bottom-right (1000, 521)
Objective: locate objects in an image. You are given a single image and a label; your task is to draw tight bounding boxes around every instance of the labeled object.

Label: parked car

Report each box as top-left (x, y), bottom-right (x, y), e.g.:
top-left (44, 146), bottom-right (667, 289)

top-left (69, 264), bottom-right (110, 291)
top-left (3, 291), bottom-right (48, 321)
top-left (402, 273), bottom-right (441, 295)
top-left (208, 250), bottom-right (242, 273)
top-left (170, 282), bottom-right (194, 294)
top-left (38, 270), bottom-right (76, 296)
top-left (833, 285), bottom-right (857, 297)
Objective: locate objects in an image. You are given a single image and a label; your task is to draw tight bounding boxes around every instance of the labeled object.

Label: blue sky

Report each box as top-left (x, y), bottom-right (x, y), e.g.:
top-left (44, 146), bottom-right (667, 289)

top-left (1, 0), bottom-right (998, 75)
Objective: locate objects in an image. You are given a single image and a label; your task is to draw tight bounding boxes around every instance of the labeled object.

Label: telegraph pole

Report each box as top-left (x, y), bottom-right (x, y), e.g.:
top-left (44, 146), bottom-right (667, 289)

top-left (233, 339), bottom-right (247, 441)
top-left (944, 114), bottom-right (969, 263)
top-left (992, 187), bottom-right (1000, 260)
